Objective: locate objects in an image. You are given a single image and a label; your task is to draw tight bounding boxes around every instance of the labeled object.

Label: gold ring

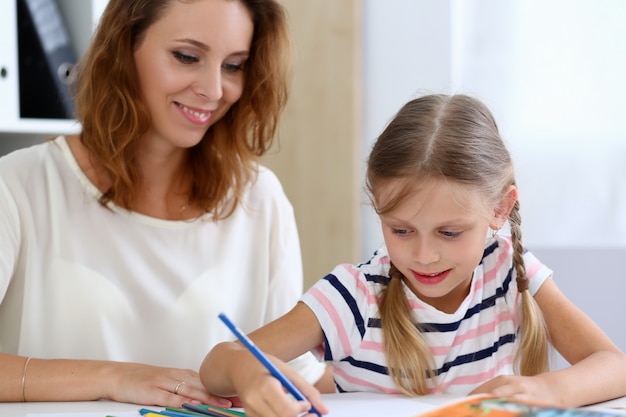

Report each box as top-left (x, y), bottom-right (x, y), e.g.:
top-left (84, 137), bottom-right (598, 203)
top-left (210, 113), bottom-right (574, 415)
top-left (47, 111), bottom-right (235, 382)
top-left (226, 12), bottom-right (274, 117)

top-left (174, 381), bottom-right (185, 394)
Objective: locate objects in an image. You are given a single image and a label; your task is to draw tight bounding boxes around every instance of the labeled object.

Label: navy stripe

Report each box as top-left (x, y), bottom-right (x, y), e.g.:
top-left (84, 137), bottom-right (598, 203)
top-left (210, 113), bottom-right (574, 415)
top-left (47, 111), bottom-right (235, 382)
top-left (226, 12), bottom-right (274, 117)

top-left (364, 273), bottom-right (390, 285)
top-left (480, 239), bottom-right (499, 263)
top-left (340, 355), bottom-right (389, 376)
top-left (321, 331), bottom-right (333, 361)
top-left (368, 317), bottom-right (381, 328)
top-left (324, 273), bottom-right (366, 338)
top-left (436, 333), bottom-right (516, 375)
top-left (356, 249), bottom-right (378, 268)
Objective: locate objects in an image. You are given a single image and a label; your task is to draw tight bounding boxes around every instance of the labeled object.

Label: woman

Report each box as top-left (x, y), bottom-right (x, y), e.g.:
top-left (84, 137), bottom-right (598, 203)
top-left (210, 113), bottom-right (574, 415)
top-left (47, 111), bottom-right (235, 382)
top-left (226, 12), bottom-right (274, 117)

top-left (0, 0), bottom-right (326, 407)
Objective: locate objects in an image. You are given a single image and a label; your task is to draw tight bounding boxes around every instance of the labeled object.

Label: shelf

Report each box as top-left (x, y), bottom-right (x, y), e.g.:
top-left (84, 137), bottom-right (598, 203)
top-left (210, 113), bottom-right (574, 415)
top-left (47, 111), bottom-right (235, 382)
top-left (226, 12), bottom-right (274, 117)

top-left (0, 0), bottom-right (107, 135)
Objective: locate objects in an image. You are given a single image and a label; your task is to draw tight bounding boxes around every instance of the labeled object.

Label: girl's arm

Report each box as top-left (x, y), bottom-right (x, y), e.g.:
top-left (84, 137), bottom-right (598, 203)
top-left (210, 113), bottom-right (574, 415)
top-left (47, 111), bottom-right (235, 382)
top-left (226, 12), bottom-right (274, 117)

top-left (0, 352), bottom-right (231, 406)
top-left (472, 277), bottom-right (626, 406)
top-left (200, 302), bottom-right (330, 417)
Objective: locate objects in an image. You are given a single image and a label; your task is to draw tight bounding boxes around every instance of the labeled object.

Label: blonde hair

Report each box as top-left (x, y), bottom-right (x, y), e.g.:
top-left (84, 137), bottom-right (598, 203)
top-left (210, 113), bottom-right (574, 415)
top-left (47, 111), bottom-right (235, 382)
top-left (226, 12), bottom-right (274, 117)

top-left (73, 0), bottom-right (292, 219)
top-left (365, 94), bottom-right (550, 395)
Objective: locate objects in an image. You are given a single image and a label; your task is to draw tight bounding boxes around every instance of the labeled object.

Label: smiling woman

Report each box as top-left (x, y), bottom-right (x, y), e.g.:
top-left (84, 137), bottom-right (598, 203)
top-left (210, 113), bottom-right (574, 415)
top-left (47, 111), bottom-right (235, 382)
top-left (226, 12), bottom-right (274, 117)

top-left (0, 0), bottom-right (328, 407)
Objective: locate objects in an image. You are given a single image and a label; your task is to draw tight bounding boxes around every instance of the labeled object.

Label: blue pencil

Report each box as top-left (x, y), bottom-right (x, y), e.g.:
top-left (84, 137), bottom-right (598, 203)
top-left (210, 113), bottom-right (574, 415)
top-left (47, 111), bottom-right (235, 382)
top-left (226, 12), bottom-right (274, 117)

top-left (182, 403), bottom-right (234, 417)
top-left (218, 313), bottom-right (322, 417)
top-left (139, 408), bottom-right (196, 417)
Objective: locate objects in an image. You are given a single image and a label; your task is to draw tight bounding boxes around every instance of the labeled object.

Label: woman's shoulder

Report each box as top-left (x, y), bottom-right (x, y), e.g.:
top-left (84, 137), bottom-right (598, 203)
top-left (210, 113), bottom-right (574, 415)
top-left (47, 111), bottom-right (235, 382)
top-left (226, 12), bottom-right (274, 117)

top-left (0, 137), bottom-right (62, 178)
top-left (253, 165), bottom-right (283, 189)
top-left (244, 165), bottom-right (289, 202)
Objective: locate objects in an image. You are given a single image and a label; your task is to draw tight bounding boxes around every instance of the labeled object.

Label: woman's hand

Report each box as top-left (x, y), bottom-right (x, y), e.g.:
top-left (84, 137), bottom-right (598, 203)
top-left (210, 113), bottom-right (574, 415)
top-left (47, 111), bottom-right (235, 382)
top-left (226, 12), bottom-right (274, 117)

top-left (105, 362), bottom-right (235, 408)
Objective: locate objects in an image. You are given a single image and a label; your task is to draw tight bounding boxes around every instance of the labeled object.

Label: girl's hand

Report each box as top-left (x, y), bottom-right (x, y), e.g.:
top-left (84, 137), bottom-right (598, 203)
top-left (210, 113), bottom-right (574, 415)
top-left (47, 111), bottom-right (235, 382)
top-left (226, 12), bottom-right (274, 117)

top-left (106, 362), bottom-right (235, 408)
top-left (469, 375), bottom-right (561, 406)
top-left (232, 357), bottom-right (328, 417)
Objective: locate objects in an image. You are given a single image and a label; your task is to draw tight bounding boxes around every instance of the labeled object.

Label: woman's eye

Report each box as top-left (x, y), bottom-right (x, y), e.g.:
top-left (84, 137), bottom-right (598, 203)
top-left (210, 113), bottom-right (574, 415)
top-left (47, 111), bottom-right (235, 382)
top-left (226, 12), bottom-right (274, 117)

top-left (172, 51), bottom-right (198, 64)
top-left (222, 62), bottom-right (245, 73)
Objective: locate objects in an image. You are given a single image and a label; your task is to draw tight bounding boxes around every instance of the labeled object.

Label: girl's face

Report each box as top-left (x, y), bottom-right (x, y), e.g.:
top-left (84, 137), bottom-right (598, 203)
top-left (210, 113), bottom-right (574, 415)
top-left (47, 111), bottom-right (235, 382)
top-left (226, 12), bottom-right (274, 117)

top-left (379, 178), bottom-right (506, 313)
top-left (133, 0), bottom-right (253, 149)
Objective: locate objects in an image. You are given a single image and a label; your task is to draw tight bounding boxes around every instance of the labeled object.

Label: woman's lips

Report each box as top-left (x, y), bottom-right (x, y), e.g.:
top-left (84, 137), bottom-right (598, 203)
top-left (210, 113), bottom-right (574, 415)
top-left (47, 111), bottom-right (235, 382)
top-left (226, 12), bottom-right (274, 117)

top-left (176, 102), bottom-right (212, 125)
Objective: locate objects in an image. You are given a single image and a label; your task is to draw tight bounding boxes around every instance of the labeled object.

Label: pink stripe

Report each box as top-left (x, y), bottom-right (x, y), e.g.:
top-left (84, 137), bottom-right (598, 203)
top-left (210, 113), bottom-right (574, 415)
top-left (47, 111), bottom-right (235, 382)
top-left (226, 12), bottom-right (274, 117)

top-left (308, 287), bottom-right (353, 356)
top-left (360, 340), bottom-right (384, 352)
top-left (525, 260), bottom-right (543, 281)
top-left (429, 310), bottom-right (514, 355)
top-left (437, 355), bottom-right (514, 391)
top-left (332, 366), bottom-right (402, 394)
top-left (483, 242), bottom-right (511, 285)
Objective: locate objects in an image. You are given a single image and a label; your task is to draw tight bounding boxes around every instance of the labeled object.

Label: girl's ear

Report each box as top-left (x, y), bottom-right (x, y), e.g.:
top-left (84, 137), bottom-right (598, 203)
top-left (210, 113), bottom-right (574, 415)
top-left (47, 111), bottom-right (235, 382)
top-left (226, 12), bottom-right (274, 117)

top-left (490, 185), bottom-right (518, 229)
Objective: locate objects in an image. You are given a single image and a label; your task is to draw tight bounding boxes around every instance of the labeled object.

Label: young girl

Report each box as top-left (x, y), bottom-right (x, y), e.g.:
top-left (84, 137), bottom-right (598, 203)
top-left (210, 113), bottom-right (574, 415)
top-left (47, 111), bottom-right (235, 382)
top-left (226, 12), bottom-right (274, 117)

top-left (200, 94), bottom-right (626, 416)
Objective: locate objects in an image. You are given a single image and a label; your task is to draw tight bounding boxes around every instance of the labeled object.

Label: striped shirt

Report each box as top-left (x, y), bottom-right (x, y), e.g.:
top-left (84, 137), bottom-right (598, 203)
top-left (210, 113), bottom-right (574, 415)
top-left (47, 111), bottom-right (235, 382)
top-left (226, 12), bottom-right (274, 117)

top-left (301, 236), bottom-right (552, 394)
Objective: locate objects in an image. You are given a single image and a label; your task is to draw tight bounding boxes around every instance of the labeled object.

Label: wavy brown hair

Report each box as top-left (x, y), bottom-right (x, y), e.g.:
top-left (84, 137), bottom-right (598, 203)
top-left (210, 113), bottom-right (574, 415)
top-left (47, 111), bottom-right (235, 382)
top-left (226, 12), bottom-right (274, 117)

top-left (72, 0), bottom-right (292, 219)
top-left (365, 94), bottom-right (551, 395)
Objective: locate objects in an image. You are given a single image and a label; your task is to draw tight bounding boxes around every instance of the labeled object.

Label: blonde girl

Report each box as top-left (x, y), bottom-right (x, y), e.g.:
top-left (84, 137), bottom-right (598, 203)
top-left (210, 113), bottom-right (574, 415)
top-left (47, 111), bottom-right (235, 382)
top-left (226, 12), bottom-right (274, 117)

top-left (201, 94), bottom-right (626, 416)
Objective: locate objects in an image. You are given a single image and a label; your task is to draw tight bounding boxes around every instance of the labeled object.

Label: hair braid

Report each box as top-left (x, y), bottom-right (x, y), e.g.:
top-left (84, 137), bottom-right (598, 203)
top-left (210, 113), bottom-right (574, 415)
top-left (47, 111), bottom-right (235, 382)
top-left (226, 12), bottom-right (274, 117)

top-left (379, 263), bottom-right (437, 395)
top-left (509, 200), bottom-right (551, 375)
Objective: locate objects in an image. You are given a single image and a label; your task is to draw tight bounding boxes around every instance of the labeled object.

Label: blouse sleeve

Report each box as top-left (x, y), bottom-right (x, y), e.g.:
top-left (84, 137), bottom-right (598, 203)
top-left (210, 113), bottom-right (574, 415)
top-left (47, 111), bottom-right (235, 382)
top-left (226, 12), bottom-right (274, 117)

top-left (0, 178), bottom-right (20, 302)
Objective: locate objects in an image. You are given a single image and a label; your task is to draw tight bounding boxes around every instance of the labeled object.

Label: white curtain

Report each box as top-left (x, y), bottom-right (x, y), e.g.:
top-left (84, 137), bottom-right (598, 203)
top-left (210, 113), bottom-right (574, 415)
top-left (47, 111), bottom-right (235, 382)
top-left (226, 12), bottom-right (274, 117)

top-left (361, 0), bottom-right (626, 258)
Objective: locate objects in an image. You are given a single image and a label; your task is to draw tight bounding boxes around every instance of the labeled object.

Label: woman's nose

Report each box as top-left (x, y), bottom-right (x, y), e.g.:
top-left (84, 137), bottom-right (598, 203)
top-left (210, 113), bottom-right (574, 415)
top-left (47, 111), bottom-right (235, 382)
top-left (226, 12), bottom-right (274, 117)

top-left (193, 65), bottom-right (223, 102)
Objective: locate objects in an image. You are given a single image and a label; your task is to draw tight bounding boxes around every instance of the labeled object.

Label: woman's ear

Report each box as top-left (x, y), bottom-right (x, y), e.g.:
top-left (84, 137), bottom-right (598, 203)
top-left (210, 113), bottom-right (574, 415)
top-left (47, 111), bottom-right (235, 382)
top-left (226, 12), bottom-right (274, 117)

top-left (490, 185), bottom-right (518, 229)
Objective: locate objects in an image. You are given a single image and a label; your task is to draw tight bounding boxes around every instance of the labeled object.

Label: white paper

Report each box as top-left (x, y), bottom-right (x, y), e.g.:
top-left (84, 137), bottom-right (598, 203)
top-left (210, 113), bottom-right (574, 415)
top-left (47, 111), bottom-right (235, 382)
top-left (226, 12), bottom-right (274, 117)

top-left (322, 392), bottom-right (437, 417)
top-left (24, 393), bottom-right (439, 417)
top-left (27, 413), bottom-right (138, 417)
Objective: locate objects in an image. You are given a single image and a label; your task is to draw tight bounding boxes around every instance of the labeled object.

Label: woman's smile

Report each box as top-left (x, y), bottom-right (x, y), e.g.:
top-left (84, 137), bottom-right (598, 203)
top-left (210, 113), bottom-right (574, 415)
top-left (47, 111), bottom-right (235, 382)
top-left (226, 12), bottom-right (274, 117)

top-left (175, 102), bottom-right (212, 125)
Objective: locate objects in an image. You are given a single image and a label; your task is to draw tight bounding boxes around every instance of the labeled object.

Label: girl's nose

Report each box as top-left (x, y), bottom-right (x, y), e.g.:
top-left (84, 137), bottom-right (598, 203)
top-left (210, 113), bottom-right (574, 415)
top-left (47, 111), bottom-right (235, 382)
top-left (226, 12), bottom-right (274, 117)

top-left (412, 237), bottom-right (440, 265)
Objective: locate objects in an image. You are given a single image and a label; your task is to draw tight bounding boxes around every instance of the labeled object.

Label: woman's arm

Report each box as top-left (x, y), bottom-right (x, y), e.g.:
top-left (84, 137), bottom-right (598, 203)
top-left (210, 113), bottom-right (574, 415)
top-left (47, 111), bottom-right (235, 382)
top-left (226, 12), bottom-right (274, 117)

top-left (472, 278), bottom-right (626, 406)
top-left (0, 352), bottom-right (233, 407)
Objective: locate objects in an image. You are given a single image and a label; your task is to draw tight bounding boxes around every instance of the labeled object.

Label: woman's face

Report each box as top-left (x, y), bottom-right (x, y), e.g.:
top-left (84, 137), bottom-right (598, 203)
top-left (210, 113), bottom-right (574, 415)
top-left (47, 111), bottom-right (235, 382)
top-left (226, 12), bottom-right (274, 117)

top-left (378, 178), bottom-right (496, 313)
top-left (133, 0), bottom-right (253, 149)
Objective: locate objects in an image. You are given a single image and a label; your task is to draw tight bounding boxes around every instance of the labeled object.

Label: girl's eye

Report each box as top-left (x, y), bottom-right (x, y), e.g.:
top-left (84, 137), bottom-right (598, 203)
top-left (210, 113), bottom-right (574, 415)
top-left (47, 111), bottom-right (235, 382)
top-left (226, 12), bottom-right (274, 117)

top-left (440, 230), bottom-right (461, 238)
top-left (172, 51), bottom-right (199, 64)
top-left (222, 62), bottom-right (245, 73)
top-left (392, 228), bottom-right (411, 236)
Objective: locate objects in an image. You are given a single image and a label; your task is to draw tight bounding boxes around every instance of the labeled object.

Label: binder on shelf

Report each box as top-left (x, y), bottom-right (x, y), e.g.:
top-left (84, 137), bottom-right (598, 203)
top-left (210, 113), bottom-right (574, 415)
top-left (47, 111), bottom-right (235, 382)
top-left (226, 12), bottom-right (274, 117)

top-left (17, 0), bottom-right (77, 119)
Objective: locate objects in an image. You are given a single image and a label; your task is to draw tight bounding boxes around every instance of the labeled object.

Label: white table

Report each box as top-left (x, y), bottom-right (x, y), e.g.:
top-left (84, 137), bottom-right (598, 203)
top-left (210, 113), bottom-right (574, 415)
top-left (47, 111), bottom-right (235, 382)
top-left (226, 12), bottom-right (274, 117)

top-left (0, 393), bottom-right (624, 417)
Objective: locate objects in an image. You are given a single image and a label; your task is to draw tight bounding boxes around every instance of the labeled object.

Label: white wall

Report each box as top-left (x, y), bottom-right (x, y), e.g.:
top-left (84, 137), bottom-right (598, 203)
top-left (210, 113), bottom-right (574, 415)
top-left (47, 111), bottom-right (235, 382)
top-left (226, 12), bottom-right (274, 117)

top-left (361, 0), bottom-right (626, 366)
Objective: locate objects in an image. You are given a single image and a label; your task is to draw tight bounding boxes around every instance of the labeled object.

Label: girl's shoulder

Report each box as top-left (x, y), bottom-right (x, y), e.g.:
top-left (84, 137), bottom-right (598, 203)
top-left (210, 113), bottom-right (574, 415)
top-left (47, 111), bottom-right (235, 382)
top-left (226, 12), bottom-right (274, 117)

top-left (326, 246), bottom-right (392, 290)
top-left (481, 236), bottom-right (552, 295)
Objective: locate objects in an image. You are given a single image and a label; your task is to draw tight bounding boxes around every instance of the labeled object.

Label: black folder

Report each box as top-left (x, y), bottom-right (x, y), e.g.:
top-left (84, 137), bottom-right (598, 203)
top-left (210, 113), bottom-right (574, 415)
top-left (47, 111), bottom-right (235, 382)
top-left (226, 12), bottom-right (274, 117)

top-left (17, 0), bottom-right (77, 119)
